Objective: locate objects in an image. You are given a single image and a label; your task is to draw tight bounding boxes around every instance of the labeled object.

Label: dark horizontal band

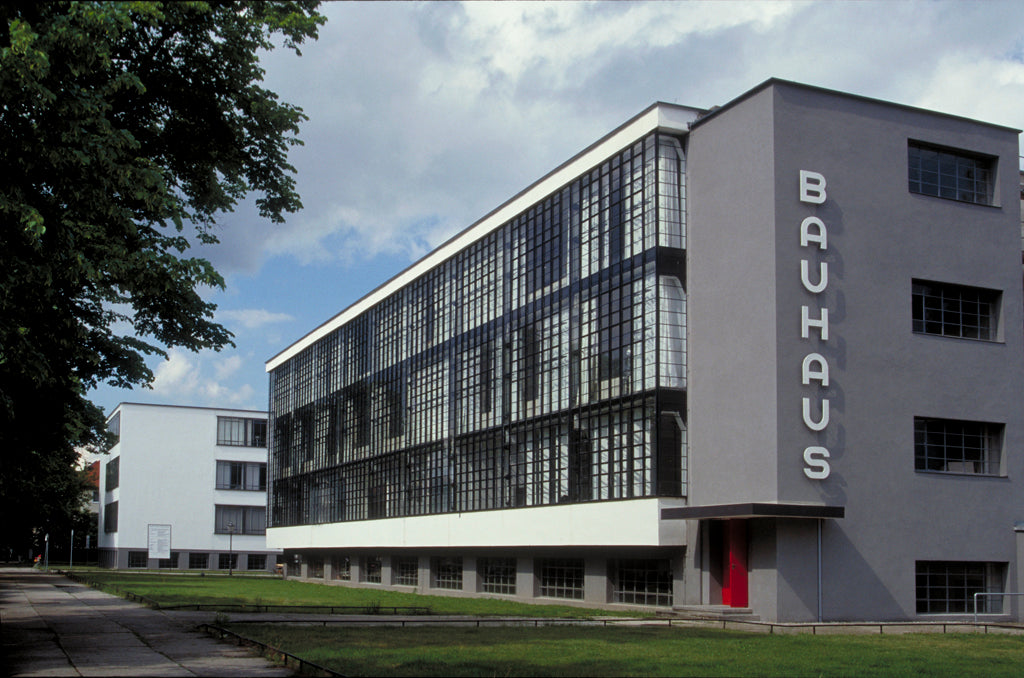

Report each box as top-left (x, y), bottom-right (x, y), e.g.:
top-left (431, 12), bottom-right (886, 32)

top-left (661, 502), bottom-right (845, 520)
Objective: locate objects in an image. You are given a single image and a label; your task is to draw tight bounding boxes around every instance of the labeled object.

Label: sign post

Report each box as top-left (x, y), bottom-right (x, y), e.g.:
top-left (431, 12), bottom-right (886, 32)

top-left (147, 524), bottom-right (172, 563)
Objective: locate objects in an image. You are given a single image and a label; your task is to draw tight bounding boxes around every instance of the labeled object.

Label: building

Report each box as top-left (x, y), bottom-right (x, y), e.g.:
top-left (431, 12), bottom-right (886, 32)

top-left (265, 79), bottom-right (1024, 622)
top-left (98, 403), bottom-right (280, 571)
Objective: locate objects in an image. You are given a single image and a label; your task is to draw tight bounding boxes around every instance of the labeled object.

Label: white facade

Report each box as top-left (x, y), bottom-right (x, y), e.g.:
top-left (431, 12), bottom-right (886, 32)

top-left (98, 403), bottom-right (280, 570)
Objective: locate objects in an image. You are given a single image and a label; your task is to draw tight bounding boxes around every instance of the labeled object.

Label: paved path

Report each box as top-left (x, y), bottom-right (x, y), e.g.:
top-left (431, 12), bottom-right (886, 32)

top-left (0, 568), bottom-right (292, 677)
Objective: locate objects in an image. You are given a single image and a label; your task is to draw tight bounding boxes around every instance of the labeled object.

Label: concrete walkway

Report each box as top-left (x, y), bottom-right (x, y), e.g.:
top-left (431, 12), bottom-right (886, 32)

top-left (0, 568), bottom-right (292, 677)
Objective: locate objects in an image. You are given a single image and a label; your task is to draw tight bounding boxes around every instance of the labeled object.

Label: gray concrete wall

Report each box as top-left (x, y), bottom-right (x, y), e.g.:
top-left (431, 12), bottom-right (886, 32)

top-left (687, 85), bottom-right (781, 508)
top-left (688, 81), bottom-right (1024, 621)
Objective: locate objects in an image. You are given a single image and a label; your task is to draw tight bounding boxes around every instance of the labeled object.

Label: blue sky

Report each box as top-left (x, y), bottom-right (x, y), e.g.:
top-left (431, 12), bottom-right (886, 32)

top-left (87, 0), bottom-right (1024, 416)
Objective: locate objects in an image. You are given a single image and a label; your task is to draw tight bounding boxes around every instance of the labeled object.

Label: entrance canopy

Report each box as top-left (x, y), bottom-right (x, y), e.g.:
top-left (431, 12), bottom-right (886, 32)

top-left (661, 502), bottom-right (844, 520)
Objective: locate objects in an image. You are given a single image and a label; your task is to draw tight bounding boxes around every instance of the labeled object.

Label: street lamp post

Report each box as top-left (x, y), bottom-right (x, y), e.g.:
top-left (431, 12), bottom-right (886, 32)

top-left (227, 522), bottom-right (235, 576)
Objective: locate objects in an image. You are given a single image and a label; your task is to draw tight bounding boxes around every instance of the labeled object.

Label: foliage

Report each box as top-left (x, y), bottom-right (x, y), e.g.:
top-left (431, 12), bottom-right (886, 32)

top-left (0, 1), bottom-right (324, 555)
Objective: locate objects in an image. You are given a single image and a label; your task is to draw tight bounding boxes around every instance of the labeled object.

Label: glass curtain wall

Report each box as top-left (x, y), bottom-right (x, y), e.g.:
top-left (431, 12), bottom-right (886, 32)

top-left (269, 132), bottom-right (687, 527)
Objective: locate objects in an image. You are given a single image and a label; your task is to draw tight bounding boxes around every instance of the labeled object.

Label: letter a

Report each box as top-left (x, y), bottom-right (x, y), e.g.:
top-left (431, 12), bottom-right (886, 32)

top-left (802, 353), bottom-right (829, 386)
top-left (800, 170), bottom-right (827, 204)
top-left (800, 217), bottom-right (827, 250)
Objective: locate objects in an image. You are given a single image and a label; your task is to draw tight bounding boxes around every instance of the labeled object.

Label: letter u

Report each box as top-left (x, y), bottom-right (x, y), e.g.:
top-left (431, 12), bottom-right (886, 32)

top-left (801, 260), bottom-right (828, 294)
top-left (802, 397), bottom-right (829, 431)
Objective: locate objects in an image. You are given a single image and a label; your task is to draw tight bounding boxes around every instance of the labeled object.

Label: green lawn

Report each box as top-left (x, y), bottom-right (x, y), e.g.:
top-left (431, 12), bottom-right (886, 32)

top-left (68, 570), bottom-right (631, 617)
top-left (68, 570), bottom-right (1024, 677)
top-left (224, 624), bottom-right (1024, 677)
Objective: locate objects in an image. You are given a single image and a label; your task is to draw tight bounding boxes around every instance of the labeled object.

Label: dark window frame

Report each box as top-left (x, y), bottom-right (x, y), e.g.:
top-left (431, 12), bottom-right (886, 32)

top-left (393, 556), bottom-right (419, 586)
top-left (217, 416), bottom-right (268, 447)
top-left (214, 505), bottom-right (267, 535)
top-left (216, 460), bottom-right (268, 491)
top-left (908, 141), bottom-right (995, 205)
top-left (912, 279), bottom-right (1000, 342)
top-left (538, 557), bottom-right (584, 600)
top-left (479, 557), bottom-right (517, 595)
top-left (103, 500), bottom-right (118, 533)
top-left (916, 561), bottom-right (1005, 614)
top-left (611, 558), bottom-right (673, 607)
top-left (105, 456), bottom-right (120, 491)
top-left (431, 556), bottom-right (463, 590)
top-left (914, 417), bottom-right (1003, 476)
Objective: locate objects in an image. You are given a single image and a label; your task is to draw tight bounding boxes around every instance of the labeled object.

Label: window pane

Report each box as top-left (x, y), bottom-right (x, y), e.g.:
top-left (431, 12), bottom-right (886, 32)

top-left (912, 280), bottom-right (998, 342)
top-left (914, 417), bottom-right (1002, 475)
top-left (908, 143), bottom-right (993, 205)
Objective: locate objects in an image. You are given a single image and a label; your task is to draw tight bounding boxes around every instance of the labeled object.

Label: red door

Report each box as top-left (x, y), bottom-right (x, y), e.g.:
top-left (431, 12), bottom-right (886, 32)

top-left (721, 520), bottom-right (748, 608)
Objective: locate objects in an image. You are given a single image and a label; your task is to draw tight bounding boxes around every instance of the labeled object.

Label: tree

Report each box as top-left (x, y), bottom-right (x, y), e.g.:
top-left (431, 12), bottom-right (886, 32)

top-left (0, 1), bottom-right (325, 557)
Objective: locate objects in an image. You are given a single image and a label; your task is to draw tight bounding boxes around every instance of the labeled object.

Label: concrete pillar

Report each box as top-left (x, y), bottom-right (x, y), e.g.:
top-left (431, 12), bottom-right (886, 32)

top-left (584, 557), bottom-right (606, 605)
top-left (517, 556), bottom-right (535, 600)
top-left (350, 558), bottom-right (362, 583)
top-left (463, 556), bottom-right (479, 594)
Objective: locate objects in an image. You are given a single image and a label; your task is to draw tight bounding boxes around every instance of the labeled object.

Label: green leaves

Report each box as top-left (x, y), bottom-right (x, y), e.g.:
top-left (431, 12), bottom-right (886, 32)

top-left (0, 0), bottom-right (324, 556)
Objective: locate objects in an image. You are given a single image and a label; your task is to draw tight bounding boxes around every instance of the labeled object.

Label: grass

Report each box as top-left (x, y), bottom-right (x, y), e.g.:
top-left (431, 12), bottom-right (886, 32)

top-left (224, 624), bottom-right (1024, 677)
top-left (68, 570), bottom-right (1024, 677)
top-left (68, 570), bottom-right (632, 618)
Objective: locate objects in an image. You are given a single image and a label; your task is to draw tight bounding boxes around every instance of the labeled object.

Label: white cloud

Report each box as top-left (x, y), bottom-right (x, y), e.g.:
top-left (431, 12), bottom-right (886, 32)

top-left (912, 54), bottom-right (1024, 132)
top-left (218, 308), bottom-right (296, 330)
top-left (148, 348), bottom-right (260, 410)
top-left (89, 0), bottom-right (1024, 419)
top-left (214, 354), bottom-right (244, 380)
top-left (206, 1), bottom-right (1024, 278)
top-left (151, 349), bottom-right (200, 394)
top-left (429, 1), bottom-right (795, 95)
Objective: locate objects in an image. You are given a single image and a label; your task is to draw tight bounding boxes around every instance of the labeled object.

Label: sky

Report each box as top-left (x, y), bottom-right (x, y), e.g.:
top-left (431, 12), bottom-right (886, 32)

top-left (87, 0), bottom-right (1024, 416)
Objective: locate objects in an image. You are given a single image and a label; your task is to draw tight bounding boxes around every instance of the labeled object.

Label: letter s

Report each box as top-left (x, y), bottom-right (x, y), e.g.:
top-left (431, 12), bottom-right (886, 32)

top-left (803, 446), bottom-right (831, 480)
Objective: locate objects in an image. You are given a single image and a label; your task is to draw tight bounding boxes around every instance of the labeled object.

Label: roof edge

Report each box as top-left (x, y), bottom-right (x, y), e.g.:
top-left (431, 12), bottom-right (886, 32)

top-left (691, 77), bottom-right (1021, 134)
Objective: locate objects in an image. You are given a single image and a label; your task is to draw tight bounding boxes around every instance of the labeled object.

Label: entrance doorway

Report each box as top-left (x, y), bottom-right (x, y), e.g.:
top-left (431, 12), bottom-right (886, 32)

top-left (720, 519), bottom-right (748, 608)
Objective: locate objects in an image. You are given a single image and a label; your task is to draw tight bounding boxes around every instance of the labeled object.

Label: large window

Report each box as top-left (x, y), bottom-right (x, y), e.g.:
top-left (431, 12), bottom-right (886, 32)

top-left (912, 280), bottom-right (999, 341)
top-left (479, 557), bottom-right (516, 595)
top-left (538, 558), bottom-right (584, 600)
top-left (214, 505), bottom-right (266, 535)
top-left (332, 556), bottom-right (351, 581)
top-left (431, 556), bottom-right (463, 590)
top-left (393, 557), bottom-right (419, 586)
top-left (103, 501), bottom-right (118, 533)
top-left (127, 551), bottom-right (147, 568)
top-left (916, 561), bottom-right (1005, 614)
top-left (105, 456), bottom-right (119, 491)
top-left (267, 132), bottom-right (687, 530)
top-left (216, 461), bottom-right (267, 491)
top-left (908, 142), bottom-right (994, 205)
top-left (107, 412), bottom-right (120, 444)
top-left (362, 556), bottom-right (382, 583)
top-left (188, 553), bottom-right (208, 569)
top-left (217, 416), bottom-right (268, 447)
top-left (914, 417), bottom-right (1002, 475)
top-left (611, 559), bottom-right (673, 607)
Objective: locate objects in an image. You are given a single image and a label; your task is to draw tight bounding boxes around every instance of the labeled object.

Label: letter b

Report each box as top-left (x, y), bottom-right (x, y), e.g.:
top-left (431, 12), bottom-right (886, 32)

top-left (800, 170), bottom-right (827, 204)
